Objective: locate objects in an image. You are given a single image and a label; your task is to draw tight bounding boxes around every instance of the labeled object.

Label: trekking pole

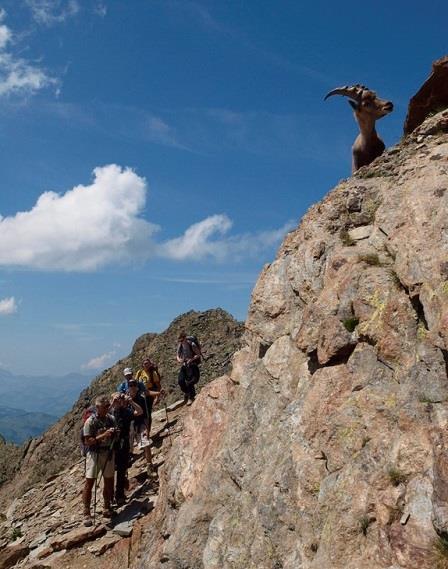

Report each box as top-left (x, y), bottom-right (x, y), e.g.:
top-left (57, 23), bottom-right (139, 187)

top-left (92, 449), bottom-right (99, 526)
top-left (93, 440), bottom-right (115, 526)
top-left (163, 403), bottom-right (173, 446)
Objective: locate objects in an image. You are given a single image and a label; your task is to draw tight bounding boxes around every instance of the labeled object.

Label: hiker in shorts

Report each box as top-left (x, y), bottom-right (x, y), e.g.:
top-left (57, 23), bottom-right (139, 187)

top-left (82, 395), bottom-right (117, 526)
top-left (127, 379), bottom-right (157, 477)
top-left (110, 391), bottom-right (143, 506)
top-left (176, 331), bottom-right (201, 405)
top-left (117, 367), bottom-right (146, 396)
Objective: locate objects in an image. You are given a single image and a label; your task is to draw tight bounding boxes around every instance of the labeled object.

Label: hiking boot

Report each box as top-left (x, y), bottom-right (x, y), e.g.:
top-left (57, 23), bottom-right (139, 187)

top-left (183, 395), bottom-right (189, 405)
top-left (83, 511), bottom-right (93, 527)
top-left (116, 497), bottom-right (126, 507)
top-left (103, 505), bottom-right (114, 518)
top-left (147, 464), bottom-right (158, 478)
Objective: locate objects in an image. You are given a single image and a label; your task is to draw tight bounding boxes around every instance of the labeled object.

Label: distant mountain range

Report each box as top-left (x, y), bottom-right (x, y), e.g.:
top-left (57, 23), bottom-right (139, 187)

top-left (0, 369), bottom-right (92, 443)
top-left (0, 406), bottom-right (58, 445)
top-left (0, 368), bottom-right (92, 416)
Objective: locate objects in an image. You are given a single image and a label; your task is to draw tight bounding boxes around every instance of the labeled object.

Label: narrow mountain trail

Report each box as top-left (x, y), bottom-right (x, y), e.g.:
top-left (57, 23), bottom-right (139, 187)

top-left (0, 401), bottom-right (187, 569)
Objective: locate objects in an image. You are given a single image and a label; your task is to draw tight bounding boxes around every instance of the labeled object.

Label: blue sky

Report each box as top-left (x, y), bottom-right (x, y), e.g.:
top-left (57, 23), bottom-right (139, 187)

top-left (0, 0), bottom-right (446, 375)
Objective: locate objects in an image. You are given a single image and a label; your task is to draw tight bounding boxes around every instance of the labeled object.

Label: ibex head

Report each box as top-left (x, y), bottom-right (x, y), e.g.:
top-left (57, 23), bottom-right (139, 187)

top-left (324, 84), bottom-right (393, 121)
top-left (324, 84), bottom-right (394, 172)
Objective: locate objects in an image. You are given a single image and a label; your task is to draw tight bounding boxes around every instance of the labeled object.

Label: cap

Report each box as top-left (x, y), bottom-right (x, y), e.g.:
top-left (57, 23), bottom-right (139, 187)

top-left (128, 379), bottom-right (137, 386)
top-left (123, 367), bottom-right (133, 376)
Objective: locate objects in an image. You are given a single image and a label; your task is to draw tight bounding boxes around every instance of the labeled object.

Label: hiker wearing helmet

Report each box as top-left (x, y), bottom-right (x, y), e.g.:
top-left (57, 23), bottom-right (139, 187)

top-left (110, 391), bottom-right (143, 506)
top-left (117, 367), bottom-right (145, 396)
top-left (176, 331), bottom-right (201, 405)
top-left (82, 395), bottom-right (117, 526)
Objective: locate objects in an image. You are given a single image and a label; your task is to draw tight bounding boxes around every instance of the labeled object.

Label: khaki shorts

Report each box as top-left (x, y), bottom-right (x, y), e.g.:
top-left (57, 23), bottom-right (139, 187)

top-left (85, 449), bottom-right (115, 479)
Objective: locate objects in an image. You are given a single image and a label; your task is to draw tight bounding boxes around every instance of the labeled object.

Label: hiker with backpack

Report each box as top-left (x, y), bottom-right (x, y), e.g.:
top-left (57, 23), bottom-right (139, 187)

top-left (176, 331), bottom-right (202, 405)
top-left (110, 391), bottom-right (143, 506)
top-left (82, 395), bottom-right (117, 526)
top-left (136, 357), bottom-right (163, 432)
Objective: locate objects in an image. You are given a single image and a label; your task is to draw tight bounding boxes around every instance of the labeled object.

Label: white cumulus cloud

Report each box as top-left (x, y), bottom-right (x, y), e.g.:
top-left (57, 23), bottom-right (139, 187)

top-left (160, 214), bottom-right (233, 261)
top-left (0, 9), bottom-right (56, 97)
top-left (82, 350), bottom-right (116, 370)
top-left (160, 215), bottom-right (294, 262)
top-left (0, 164), bottom-right (293, 271)
top-left (0, 164), bottom-right (158, 271)
top-left (0, 296), bottom-right (17, 315)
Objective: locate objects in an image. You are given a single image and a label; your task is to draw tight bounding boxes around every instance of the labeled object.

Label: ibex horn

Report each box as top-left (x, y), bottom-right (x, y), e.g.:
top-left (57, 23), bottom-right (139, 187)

top-left (324, 85), bottom-right (367, 102)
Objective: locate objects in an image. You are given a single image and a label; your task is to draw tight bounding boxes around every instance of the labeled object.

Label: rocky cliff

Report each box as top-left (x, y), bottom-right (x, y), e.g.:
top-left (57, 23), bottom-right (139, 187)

top-left (132, 111), bottom-right (448, 565)
top-left (0, 308), bottom-right (243, 508)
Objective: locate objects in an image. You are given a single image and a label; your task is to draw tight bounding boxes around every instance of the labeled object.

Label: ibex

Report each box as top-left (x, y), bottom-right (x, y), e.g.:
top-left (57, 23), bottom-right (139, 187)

top-left (325, 84), bottom-right (393, 173)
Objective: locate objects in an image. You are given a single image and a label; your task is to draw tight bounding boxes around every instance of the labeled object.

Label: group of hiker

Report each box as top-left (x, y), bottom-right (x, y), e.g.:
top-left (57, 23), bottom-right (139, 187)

top-left (81, 332), bottom-right (202, 526)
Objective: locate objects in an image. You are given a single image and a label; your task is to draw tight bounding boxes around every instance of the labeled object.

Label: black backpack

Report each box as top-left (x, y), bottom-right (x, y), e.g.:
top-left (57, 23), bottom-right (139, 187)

top-left (180, 335), bottom-right (203, 364)
top-left (186, 335), bottom-right (201, 353)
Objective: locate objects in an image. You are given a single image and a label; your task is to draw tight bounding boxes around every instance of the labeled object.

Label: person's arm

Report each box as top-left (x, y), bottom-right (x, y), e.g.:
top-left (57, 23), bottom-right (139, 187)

top-left (83, 418), bottom-right (96, 447)
top-left (127, 396), bottom-right (143, 417)
top-left (94, 428), bottom-right (116, 443)
top-left (149, 369), bottom-right (162, 404)
top-left (147, 389), bottom-right (161, 397)
top-left (187, 343), bottom-right (201, 364)
top-left (176, 344), bottom-right (184, 363)
top-left (153, 369), bottom-right (162, 391)
top-left (84, 419), bottom-right (115, 446)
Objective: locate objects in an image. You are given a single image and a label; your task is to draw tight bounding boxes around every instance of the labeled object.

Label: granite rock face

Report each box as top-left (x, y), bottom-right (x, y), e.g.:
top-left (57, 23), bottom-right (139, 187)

top-left (135, 109), bottom-right (448, 568)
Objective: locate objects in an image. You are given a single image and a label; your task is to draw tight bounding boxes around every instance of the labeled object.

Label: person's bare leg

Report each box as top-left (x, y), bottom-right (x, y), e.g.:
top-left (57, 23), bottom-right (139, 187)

top-left (82, 478), bottom-right (95, 526)
top-left (144, 445), bottom-right (152, 465)
top-left (83, 478), bottom-right (95, 513)
top-left (103, 477), bottom-right (114, 514)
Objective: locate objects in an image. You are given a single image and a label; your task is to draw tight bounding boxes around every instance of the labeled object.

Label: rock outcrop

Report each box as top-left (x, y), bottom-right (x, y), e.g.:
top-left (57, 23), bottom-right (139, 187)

top-left (132, 107), bottom-right (448, 568)
top-left (0, 308), bottom-right (243, 508)
top-left (404, 55), bottom-right (448, 135)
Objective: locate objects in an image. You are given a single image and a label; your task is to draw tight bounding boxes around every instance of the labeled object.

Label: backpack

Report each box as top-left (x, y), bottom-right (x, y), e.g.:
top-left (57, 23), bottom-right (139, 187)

top-left (186, 335), bottom-right (202, 364)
